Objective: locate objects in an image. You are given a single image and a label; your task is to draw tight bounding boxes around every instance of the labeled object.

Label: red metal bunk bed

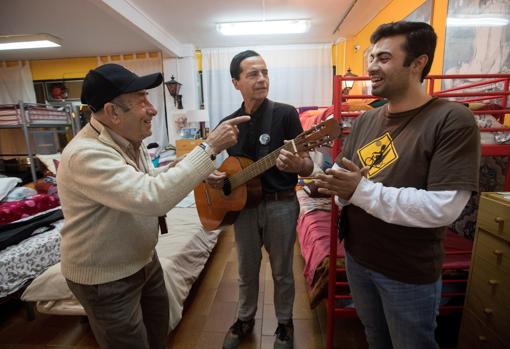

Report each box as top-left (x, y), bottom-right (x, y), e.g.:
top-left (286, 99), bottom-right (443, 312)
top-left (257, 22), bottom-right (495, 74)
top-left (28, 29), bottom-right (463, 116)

top-left (317, 73), bottom-right (510, 348)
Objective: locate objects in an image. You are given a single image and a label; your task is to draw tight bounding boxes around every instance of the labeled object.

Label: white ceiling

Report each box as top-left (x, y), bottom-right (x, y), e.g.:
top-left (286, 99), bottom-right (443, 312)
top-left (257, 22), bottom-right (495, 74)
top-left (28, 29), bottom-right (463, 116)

top-left (0, 0), bottom-right (390, 61)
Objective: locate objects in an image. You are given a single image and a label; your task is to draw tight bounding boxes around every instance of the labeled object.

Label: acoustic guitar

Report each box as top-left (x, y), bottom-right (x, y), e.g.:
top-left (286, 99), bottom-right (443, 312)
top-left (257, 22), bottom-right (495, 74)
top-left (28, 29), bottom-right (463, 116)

top-left (194, 118), bottom-right (342, 230)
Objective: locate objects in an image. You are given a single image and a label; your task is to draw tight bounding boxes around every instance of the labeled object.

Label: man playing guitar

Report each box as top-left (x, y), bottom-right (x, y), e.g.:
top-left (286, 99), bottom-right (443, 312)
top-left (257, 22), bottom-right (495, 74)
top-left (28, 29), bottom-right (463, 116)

top-left (208, 50), bottom-right (313, 349)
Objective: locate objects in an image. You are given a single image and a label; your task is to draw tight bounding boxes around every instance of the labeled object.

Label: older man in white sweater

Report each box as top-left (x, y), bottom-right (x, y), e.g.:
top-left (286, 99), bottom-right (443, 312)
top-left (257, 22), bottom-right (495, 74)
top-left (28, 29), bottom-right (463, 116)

top-left (57, 63), bottom-right (249, 349)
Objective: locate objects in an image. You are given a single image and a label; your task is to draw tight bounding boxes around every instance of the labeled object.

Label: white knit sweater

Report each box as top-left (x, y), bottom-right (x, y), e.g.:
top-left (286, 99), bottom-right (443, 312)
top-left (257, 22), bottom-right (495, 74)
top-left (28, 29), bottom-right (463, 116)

top-left (57, 118), bottom-right (215, 284)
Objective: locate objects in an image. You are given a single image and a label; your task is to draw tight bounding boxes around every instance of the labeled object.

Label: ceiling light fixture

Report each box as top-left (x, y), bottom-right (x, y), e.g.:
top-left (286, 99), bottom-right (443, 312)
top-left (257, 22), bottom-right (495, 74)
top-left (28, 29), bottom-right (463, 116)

top-left (447, 16), bottom-right (509, 27)
top-left (217, 19), bottom-right (310, 36)
top-left (0, 33), bottom-right (62, 51)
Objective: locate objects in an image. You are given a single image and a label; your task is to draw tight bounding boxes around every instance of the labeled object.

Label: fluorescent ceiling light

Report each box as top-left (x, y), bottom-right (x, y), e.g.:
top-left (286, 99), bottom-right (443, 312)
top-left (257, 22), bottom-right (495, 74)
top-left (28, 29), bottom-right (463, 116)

top-left (447, 16), bottom-right (509, 27)
top-left (0, 33), bottom-right (62, 50)
top-left (217, 19), bottom-right (310, 36)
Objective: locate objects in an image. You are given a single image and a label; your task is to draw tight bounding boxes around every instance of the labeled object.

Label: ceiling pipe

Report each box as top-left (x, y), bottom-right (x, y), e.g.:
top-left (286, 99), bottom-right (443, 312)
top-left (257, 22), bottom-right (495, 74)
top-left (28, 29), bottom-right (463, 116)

top-left (332, 0), bottom-right (358, 35)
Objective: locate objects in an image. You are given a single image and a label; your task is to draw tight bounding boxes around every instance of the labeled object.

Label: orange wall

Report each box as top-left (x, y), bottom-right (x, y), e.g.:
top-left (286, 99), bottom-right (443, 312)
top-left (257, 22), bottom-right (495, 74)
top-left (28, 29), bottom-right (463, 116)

top-left (332, 40), bottom-right (346, 73)
top-left (29, 52), bottom-right (161, 81)
top-left (30, 57), bottom-right (97, 80)
top-left (334, 0), bottom-right (448, 78)
top-left (430, 0), bottom-right (448, 86)
top-left (196, 50), bottom-right (203, 71)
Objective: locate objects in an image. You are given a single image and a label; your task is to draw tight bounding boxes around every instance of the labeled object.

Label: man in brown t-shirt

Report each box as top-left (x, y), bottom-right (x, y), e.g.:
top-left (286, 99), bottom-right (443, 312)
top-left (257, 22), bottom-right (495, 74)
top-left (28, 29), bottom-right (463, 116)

top-left (315, 22), bottom-right (479, 349)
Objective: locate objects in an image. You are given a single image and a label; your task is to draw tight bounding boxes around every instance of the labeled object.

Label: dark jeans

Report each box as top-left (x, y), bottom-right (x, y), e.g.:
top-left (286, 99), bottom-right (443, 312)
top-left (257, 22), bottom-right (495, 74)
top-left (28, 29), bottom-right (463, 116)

top-left (66, 254), bottom-right (169, 349)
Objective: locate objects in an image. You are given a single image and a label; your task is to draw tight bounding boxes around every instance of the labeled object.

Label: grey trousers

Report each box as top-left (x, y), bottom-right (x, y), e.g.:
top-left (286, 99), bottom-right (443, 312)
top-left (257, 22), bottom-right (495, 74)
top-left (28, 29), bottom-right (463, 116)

top-left (66, 254), bottom-right (169, 349)
top-left (234, 197), bottom-right (299, 323)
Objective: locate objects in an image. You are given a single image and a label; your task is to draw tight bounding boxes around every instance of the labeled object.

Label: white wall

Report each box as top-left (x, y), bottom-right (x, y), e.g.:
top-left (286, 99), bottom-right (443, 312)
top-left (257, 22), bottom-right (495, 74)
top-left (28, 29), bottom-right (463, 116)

top-left (163, 56), bottom-right (199, 145)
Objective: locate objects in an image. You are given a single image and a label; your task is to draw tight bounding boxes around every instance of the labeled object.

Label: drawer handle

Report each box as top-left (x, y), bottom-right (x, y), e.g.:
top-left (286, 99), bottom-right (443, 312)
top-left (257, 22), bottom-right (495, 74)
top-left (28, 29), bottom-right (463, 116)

top-left (493, 249), bottom-right (504, 265)
top-left (483, 308), bottom-right (494, 316)
top-left (488, 279), bottom-right (499, 286)
top-left (494, 216), bottom-right (505, 233)
top-left (492, 249), bottom-right (503, 256)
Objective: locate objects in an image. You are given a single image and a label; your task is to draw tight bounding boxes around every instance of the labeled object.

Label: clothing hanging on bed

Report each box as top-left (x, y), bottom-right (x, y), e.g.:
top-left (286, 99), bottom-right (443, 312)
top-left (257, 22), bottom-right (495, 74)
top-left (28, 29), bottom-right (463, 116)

top-left (0, 209), bottom-right (63, 251)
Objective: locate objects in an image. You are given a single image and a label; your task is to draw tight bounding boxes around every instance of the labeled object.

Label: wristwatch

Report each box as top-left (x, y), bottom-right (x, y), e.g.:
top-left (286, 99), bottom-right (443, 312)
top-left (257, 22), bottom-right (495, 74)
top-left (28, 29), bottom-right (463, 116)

top-left (198, 142), bottom-right (217, 160)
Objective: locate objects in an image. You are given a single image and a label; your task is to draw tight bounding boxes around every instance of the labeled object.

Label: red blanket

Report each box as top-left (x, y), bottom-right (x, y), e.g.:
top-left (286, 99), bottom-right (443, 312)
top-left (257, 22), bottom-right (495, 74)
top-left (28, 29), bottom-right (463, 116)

top-left (0, 194), bottom-right (60, 224)
top-left (297, 210), bottom-right (344, 287)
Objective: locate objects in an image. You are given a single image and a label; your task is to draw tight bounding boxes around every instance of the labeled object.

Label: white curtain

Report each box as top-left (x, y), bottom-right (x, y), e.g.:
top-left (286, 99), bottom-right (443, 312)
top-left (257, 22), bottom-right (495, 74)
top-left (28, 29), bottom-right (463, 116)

top-left (202, 44), bottom-right (332, 128)
top-left (0, 61), bottom-right (36, 104)
top-left (99, 54), bottom-right (168, 148)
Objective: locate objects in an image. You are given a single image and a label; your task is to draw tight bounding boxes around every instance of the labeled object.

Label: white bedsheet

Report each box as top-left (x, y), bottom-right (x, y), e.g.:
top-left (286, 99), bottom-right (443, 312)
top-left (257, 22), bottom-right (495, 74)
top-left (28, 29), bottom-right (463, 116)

top-left (21, 204), bottom-right (221, 331)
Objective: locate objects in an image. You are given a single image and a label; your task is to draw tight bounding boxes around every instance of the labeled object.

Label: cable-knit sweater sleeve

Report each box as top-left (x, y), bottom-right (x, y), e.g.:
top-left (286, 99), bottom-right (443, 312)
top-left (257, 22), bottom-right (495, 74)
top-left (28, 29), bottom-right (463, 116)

top-left (65, 143), bottom-right (214, 216)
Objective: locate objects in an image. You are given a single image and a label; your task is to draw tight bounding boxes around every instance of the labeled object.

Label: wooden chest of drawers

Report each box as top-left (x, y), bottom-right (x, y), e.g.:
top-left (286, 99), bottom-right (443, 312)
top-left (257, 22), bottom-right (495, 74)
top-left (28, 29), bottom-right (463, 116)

top-left (458, 192), bottom-right (510, 348)
top-left (175, 139), bottom-right (203, 157)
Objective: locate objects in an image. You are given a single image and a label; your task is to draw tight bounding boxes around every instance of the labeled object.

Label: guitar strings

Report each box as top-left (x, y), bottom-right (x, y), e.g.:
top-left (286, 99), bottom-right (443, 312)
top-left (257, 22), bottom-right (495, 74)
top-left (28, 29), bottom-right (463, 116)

top-left (227, 136), bottom-right (333, 190)
top-left (225, 121), bottom-right (336, 190)
top-left (228, 142), bottom-right (293, 189)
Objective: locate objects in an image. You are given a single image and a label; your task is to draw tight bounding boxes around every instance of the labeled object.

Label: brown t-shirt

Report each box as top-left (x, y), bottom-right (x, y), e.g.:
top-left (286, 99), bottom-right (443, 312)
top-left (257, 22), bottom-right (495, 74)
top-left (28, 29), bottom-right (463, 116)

top-left (339, 98), bottom-right (480, 283)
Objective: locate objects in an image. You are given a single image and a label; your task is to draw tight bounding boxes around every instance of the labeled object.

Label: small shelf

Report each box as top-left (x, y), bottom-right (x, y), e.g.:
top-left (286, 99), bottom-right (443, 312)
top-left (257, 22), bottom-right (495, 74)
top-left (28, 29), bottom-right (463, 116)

top-left (28, 124), bottom-right (72, 128)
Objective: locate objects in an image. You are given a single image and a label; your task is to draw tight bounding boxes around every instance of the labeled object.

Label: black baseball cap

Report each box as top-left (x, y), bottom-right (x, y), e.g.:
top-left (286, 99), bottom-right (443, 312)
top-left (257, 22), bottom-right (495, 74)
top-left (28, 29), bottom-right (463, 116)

top-left (81, 63), bottom-right (163, 112)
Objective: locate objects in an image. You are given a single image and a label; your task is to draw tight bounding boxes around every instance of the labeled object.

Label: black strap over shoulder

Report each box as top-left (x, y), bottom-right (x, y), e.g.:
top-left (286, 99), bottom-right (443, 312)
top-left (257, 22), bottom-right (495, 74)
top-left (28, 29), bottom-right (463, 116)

top-left (256, 99), bottom-right (274, 159)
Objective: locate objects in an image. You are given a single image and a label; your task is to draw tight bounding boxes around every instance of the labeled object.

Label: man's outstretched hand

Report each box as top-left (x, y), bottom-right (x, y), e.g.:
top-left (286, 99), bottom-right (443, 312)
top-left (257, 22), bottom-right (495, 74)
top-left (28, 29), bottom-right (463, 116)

top-left (205, 115), bottom-right (251, 154)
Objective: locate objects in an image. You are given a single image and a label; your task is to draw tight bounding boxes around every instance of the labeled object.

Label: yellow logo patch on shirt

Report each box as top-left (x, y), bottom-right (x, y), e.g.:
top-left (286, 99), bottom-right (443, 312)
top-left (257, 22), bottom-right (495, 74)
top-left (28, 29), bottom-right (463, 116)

top-left (357, 132), bottom-right (398, 178)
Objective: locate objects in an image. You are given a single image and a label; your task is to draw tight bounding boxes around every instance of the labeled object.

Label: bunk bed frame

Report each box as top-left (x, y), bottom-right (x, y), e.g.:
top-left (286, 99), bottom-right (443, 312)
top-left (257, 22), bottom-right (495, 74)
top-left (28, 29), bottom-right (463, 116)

top-left (325, 74), bottom-right (510, 348)
top-left (0, 101), bottom-right (78, 182)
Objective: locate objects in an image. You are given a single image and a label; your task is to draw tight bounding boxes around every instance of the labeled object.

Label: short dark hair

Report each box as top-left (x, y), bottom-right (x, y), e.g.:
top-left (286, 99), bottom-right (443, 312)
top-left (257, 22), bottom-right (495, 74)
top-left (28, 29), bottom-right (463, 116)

top-left (230, 50), bottom-right (260, 80)
top-left (370, 21), bottom-right (437, 82)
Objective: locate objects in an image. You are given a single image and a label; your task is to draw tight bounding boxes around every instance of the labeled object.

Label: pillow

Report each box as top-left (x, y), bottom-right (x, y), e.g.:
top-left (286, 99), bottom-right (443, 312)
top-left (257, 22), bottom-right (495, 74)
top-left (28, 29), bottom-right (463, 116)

top-left (475, 114), bottom-right (501, 128)
top-left (368, 99), bottom-right (388, 108)
top-left (35, 176), bottom-right (58, 197)
top-left (468, 102), bottom-right (486, 111)
top-left (299, 109), bottom-right (323, 131)
top-left (36, 153), bottom-right (62, 176)
top-left (345, 102), bottom-right (374, 111)
top-left (0, 177), bottom-right (21, 201)
top-left (297, 106), bottom-right (319, 114)
top-left (1, 186), bottom-right (37, 202)
top-left (22, 263), bottom-right (74, 301)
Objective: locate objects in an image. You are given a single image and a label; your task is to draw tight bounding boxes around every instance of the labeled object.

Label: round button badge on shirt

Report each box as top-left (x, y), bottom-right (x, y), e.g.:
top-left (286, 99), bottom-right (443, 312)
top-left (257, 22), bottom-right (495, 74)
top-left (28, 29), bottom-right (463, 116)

top-left (259, 133), bottom-right (270, 145)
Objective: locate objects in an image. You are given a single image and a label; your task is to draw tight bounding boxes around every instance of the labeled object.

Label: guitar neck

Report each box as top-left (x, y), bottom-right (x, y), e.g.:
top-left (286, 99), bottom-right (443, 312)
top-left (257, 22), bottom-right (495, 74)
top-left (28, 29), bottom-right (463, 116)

top-left (229, 141), bottom-right (296, 190)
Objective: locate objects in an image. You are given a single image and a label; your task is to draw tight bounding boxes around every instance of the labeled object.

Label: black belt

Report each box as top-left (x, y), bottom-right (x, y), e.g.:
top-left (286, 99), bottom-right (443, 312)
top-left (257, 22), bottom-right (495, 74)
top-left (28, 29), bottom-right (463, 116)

top-left (263, 190), bottom-right (296, 201)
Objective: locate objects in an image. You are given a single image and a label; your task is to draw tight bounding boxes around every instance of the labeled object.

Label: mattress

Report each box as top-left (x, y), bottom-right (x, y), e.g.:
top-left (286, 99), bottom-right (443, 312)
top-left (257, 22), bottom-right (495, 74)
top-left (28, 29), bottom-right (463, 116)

top-left (21, 199), bottom-right (220, 331)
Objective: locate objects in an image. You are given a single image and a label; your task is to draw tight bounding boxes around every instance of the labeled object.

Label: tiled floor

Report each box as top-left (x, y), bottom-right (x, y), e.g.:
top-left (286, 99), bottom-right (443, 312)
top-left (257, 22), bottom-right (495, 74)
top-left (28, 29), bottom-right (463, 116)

top-left (0, 224), bottom-right (462, 349)
top-left (167, 225), bottom-right (357, 349)
top-left (0, 225), bottom-right (367, 349)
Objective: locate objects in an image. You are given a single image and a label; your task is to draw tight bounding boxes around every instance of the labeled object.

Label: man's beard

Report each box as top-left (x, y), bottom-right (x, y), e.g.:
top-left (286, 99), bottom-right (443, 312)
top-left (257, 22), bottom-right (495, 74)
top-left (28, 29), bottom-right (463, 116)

top-left (371, 84), bottom-right (389, 98)
top-left (372, 80), bottom-right (408, 100)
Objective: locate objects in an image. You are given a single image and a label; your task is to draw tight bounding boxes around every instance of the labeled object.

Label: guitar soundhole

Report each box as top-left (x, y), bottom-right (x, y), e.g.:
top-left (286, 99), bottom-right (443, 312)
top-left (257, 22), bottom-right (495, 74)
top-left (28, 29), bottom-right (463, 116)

top-left (223, 180), bottom-right (232, 196)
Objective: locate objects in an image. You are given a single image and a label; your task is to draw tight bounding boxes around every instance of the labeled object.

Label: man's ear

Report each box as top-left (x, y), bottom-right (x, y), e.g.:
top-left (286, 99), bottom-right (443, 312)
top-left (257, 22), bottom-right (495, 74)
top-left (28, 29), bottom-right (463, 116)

top-left (412, 54), bottom-right (429, 76)
top-left (103, 103), bottom-right (121, 125)
top-left (232, 78), bottom-right (240, 91)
